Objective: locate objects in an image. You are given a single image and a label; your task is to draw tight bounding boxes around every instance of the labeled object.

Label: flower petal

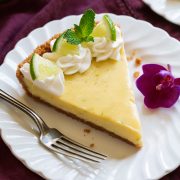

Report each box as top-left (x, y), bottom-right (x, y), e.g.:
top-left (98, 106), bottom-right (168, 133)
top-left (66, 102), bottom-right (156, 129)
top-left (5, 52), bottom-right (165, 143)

top-left (136, 74), bottom-right (155, 96)
top-left (144, 87), bottom-right (180, 109)
top-left (175, 78), bottom-right (180, 85)
top-left (142, 64), bottom-right (166, 75)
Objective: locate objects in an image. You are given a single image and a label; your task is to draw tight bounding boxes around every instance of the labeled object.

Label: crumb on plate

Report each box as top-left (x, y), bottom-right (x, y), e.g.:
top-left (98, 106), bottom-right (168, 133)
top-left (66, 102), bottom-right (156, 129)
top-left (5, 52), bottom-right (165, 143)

top-left (127, 56), bottom-right (133, 61)
top-left (90, 143), bottom-right (95, 148)
top-left (84, 128), bottom-right (91, 133)
top-left (131, 50), bottom-right (137, 56)
top-left (135, 58), bottom-right (142, 67)
top-left (133, 71), bottom-right (140, 79)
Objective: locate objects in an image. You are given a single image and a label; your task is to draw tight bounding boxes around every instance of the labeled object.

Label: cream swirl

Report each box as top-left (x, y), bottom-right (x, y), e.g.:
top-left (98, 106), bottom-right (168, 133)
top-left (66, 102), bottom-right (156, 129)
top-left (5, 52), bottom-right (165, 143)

top-left (90, 26), bottom-right (123, 62)
top-left (20, 63), bottom-right (64, 96)
top-left (56, 45), bottom-right (92, 75)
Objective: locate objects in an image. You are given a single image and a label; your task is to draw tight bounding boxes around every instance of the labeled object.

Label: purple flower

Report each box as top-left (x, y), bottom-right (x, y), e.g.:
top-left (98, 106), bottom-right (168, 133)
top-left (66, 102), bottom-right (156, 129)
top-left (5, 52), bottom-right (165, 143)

top-left (136, 64), bottom-right (180, 109)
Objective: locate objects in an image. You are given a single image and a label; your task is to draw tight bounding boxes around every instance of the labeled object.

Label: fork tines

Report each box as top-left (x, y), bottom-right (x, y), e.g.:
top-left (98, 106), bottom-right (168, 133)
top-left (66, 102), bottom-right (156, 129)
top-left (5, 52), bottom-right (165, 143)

top-left (50, 136), bottom-right (107, 163)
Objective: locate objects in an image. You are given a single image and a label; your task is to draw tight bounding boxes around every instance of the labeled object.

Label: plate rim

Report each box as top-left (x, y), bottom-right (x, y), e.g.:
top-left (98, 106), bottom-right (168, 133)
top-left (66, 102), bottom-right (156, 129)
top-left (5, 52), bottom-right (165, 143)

top-left (143, 0), bottom-right (180, 26)
top-left (0, 13), bottom-right (180, 179)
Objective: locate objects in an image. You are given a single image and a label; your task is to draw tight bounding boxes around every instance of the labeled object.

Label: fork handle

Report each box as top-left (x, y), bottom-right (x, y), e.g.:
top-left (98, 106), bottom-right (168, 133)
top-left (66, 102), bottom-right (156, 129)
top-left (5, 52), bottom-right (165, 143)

top-left (0, 89), bottom-right (48, 134)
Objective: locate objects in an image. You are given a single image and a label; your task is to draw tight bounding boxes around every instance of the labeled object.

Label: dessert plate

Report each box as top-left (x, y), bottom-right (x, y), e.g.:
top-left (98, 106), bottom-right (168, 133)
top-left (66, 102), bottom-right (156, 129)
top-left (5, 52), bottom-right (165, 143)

top-left (0, 14), bottom-right (180, 180)
top-left (143, 0), bottom-right (180, 25)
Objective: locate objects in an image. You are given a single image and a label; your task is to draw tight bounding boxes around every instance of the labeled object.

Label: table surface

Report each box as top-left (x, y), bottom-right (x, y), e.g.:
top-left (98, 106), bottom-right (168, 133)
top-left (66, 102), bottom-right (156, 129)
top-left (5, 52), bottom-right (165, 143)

top-left (0, 0), bottom-right (180, 179)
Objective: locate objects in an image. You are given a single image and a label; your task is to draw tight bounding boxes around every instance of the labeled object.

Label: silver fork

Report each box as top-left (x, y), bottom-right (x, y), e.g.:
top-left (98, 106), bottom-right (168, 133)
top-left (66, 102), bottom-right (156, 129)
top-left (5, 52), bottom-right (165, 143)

top-left (0, 89), bottom-right (107, 163)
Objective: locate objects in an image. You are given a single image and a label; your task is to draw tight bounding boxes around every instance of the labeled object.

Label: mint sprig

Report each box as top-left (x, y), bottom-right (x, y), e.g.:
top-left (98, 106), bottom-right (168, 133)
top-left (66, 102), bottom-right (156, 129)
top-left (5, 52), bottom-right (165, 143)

top-left (63, 29), bottom-right (81, 45)
top-left (63, 9), bottom-right (95, 45)
top-left (79, 9), bottom-right (95, 38)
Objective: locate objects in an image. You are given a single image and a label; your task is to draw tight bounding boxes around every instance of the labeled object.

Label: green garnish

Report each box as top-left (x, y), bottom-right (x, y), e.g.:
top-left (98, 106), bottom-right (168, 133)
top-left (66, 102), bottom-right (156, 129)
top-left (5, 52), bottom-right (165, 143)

top-left (63, 30), bottom-right (82, 45)
top-left (52, 33), bottom-right (64, 52)
top-left (30, 53), bottom-right (60, 81)
top-left (63, 9), bottom-right (95, 45)
top-left (103, 15), bottom-right (116, 41)
top-left (30, 54), bottom-right (36, 80)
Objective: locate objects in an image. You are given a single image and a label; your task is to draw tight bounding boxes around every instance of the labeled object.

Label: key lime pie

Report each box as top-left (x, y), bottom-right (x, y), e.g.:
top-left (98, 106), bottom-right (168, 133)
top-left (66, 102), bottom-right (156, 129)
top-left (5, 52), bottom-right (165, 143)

top-left (16, 9), bottom-right (143, 147)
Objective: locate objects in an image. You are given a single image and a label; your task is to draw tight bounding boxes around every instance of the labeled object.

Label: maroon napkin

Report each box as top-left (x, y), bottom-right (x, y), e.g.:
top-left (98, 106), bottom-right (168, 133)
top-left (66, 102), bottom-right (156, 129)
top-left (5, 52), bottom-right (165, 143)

top-left (0, 0), bottom-right (180, 179)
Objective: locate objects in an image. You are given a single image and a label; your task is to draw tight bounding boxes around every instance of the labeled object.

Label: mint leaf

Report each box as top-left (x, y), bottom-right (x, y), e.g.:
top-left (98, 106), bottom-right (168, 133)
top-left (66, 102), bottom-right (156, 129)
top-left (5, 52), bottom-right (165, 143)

top-left (79, 9), bottom-right (95, 37)
top-left (74, 24), bottom-right (82, 38)
top-left (83, 36), bottom-right (94, 42)
top-left (63, 29), bottom-right (81, 45)
top-left (63, 9), bottom-right (95, 45)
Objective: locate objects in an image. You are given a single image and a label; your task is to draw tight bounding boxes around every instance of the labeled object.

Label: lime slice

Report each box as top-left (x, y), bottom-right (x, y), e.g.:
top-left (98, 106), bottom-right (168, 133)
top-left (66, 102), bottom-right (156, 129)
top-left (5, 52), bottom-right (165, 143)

top-left (30, 53), bottom-right (59, 80)
top-left (52, 34), bottom-right (64, 52)
top-left (42, 52), bottom-right (60, 62)
top-left (52, 34), bottom-right (79, 56)
top-left (91, 15), bottom-right (116, 41)
top-left (91, 21), bottom-right (107, 38)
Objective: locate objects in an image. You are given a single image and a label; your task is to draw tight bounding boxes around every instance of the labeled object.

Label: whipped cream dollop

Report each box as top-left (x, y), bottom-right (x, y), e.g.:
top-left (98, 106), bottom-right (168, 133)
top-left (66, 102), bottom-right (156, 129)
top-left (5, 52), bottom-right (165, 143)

top-left (20, 63), bottom-right (64, 96)
top-left (57, 46), bottom-right (91, 75)
top-left (90, 26), bottom-right (123, 62)
top-left (50, 40), bottom-right (92, 75)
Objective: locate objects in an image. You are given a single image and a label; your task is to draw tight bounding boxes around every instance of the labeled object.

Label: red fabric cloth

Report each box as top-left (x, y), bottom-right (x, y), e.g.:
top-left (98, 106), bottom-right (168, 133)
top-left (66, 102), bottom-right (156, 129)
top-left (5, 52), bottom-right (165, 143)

top-left (0, 0), bottom-right (180, 179)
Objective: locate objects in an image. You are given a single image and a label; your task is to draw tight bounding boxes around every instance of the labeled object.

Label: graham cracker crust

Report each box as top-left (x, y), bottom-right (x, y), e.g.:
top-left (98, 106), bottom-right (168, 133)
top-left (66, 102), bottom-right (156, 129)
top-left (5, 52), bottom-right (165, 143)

top-left (16, 34), bottom-right (141, 148)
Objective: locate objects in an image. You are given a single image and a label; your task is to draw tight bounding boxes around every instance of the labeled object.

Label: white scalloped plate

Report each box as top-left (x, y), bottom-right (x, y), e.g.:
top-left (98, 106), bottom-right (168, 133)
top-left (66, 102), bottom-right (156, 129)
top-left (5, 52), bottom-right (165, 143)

top-left (143, 0), bottom-right (180, 25)
top-left (0, 14), bottom-right (180, 180)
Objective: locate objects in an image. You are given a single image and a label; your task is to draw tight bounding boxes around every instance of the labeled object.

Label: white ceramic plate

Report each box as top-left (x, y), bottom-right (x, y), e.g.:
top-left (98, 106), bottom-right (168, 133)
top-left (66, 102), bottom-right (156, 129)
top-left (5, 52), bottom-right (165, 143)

top-left (0, 14), bottom-right (180, 180)
top-left (143, 0), bottom-right (180, 25)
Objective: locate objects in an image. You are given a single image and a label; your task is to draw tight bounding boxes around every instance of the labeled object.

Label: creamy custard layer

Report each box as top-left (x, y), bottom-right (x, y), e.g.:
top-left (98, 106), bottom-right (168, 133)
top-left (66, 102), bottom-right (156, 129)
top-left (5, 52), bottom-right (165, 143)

top-left (22, 55), bottom-right (142, 147)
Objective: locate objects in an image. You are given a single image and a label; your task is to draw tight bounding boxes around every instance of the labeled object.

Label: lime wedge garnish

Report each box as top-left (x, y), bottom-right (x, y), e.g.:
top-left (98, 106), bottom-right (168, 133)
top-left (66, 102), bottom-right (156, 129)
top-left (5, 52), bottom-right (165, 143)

top-left (42, 52), bottom-right (60, 62)
top-left (43, 34), bottom-right (79, 62)
top-left (52, 34), bottom-right (79, 56)
top-left (91, 15), bottom-right (116, 41)
top-left (52, 34), bottom-right (64, 52)
top-left (30, 53), bottom-right (59, 80)
top-left (30, 54), bottom-right (37, 80)
top-left (91, 21), bottom-right (107, 38)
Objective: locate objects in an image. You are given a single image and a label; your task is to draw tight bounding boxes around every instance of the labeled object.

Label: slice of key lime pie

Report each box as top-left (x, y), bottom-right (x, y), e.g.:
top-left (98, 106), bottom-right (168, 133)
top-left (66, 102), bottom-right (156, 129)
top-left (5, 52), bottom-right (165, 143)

top-left (16, 9), bottom-right (142, 147)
